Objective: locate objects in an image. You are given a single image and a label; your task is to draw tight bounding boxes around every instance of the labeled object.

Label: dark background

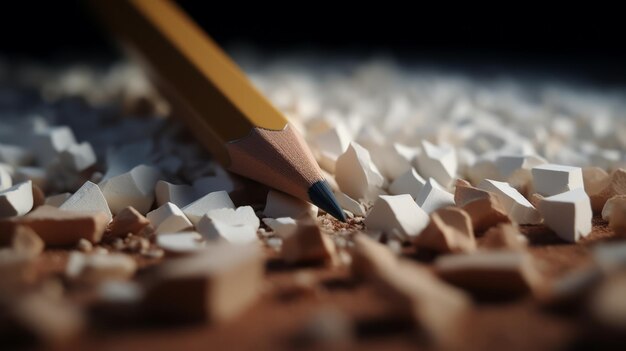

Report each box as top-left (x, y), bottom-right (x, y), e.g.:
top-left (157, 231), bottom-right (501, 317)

top-left (0, 1), bottom-right (624, 85)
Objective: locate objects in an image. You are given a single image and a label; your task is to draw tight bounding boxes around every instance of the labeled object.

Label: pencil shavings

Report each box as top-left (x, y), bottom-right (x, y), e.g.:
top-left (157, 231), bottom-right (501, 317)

top-left (351, 234), bottom-right (470, 347)
top-left (478, 179), bottom-right (541, 225)
top-left (280, 218), bottom-right (337, 264)
top-left (106, 206), bottom-right (150, 238)
top-left (479, 223), bottom-right (528, 251)
top-left (588, 168), bottom-right (626, 213)
top-left (142, 243), bottom-right (263, 322)
top-left (435, 251), bottom-right (544, 298)
top-left (0, 205), bottom-right (109, 246)
top-left (414, 207), bottom-right (476, 254)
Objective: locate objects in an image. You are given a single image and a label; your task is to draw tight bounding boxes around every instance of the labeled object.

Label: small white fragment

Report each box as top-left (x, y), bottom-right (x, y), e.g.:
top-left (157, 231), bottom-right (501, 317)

top-left (262, 217), bottom-right (297, 237)
top-left (495, 155), bottom-right (547, 179)
top-left (99, 164), bottom-right (162, 215)
top-left (335, 142), bottom-right (384, 201)
top-left (0, 180), bottom-right (33, 218)
top-left (602, 195), bottom-right (626, 221)
top-left (364, 194), bottom-right (429, 241)
top-left (415, 140), bottom-right (457, 188)
top-left (334, 191), bottom-right (366, 216)
top-left (197, 206), bottom-right (260, 244)
top-left (146, 202), bottom-right (193, 234)
top-left (532, 164), bottom-right (584, 196)
top-left (372, 143), bottom-right (417, 181)
top-left (263, 190), bottom-right (318, 219)
top-left (33, 126), bottom-right (77, 166)
top-left (415, 178), bottom-right (455, 214)
top-left (59, 181), bottom-right (112, 222)
top-left (537, 188), bottom-right (592, 243)
top-left (312, 124), bottom-right (351, 173)
top-left (66, 252), bottom-right (136, 282)
top-left (58, 142), bottom-right (97, 172)
top-left (14, 166), bottom-right (47, 190)
top-left (182, 190), bottom-right (235, 225)
top-left (478, 179), bottom-right (541, 225)
top-left (154, 180), bottom-right (197, 208)
top-left (156, 232), bottom-right (206, 254)
top-left (0, 165), bottom-right (12, 191)
top-left (388, 168), bottom-right (426, 200)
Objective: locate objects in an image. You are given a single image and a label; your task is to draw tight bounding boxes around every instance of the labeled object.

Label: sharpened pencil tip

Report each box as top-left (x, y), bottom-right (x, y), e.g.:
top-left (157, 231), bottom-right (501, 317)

top-left (308, 180), bottom-right (347, 222)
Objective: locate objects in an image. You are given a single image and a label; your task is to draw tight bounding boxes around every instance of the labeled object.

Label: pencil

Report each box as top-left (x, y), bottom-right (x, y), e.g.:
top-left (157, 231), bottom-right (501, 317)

top-left (90, 0), bottom-right (346, 221)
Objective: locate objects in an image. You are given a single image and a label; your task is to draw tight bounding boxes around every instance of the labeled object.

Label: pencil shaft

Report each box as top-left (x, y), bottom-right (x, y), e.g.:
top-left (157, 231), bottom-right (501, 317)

top-left (92, 0), bottom-right (287, 163)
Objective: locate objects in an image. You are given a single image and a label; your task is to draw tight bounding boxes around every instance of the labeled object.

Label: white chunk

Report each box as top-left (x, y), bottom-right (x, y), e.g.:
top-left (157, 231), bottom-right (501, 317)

top-left (467, 157), bottom-right (501, 185)
top-left (264, 190), bottom-right (317, 219)
top-left (58, 142), bottom-right (97, 172)
top-left (312, 124), bottom-right (351, 172)
top-left (262, 217), bottom-right (298, 237)
top-left (33, 126), bottom-right (77, 166)
top-left (156, 232), bottom-right (206, 254)
top-left (146, 202), bottom-right (193, 234)
top-left (495, 154), bottom-right (547, 179)
top-left (0, 180), bottom-right (33, 218)
top-left (335, 142), bottom-right (385, 201)
top-left (59, 181), bottom-right (112, 222)
top-left (388, 168), bottom-right (426, 200)
top-left (334, 191), bottom-right (366, 217)
top-left (0, 143), bottom-right (33, 166)
top-left (371, 143), bottom-right (417, 181)
top-left (14, 166), bottom-right (47, 190)
top-left (99, 164), bottom-right (162, 215)
top-left (155, 180), bottom-right (197, 208)
top-left (364, 194), bottom-right (429, 241)
top-left (197, 206), bottom-right (260, 244)
top-left (532, 164), bottom-right (584, 196)
top-left (0, 165), bottom-right (12, 191)
top-left (415, 178), bottom-right (455, 214)
top-left (415, 140), bottom-right (457, 188)
top-left (182, 191), bottom-right (235, 225)
top-left (44, 193), bottom-right (71, 207)
top-left (537, 188), bottom-right (592, 243)
top-left (478, 179), bottom-right (541, 224)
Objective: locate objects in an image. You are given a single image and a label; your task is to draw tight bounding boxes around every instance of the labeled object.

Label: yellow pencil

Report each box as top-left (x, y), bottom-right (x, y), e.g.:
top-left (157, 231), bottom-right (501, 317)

top-left (91, 0), bottom-right (345, 221)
